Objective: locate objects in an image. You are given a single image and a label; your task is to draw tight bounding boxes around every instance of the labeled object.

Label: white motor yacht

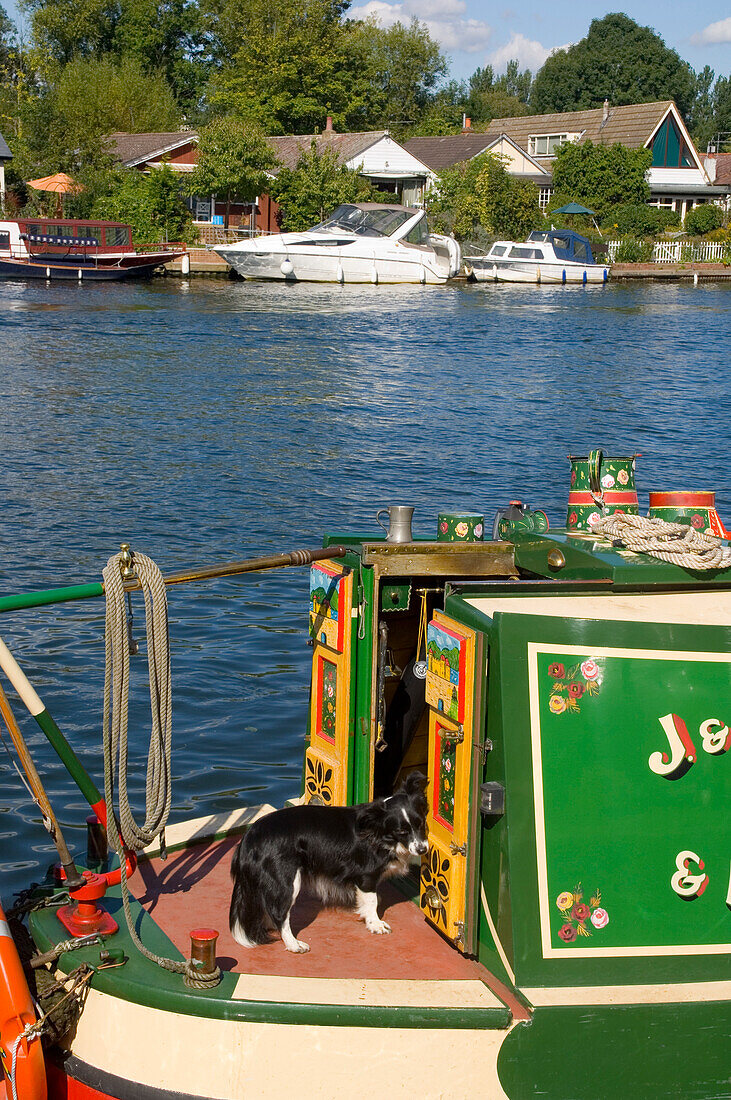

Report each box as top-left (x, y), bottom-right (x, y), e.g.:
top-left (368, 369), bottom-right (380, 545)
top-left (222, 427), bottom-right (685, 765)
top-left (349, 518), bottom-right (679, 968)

top-left (214, 203), bottom-right (461, 284)
top-left (465, 230), bottom-right (609, 284)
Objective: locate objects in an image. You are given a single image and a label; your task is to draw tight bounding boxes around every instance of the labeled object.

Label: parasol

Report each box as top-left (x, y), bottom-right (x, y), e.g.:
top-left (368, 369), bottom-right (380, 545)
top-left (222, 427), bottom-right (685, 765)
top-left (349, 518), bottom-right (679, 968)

top-left (27, 172), bottom-right (83, 215)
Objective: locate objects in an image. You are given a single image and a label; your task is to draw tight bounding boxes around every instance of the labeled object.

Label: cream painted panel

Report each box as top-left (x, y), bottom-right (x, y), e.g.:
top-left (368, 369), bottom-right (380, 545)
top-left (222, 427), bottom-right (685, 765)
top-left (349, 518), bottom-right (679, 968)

top-left (66, 985), bottom-right (514, 1099)
top-left (232, 974), bottom-right (504, 1009)
top-left (465, 591), bottom-right (731, 626)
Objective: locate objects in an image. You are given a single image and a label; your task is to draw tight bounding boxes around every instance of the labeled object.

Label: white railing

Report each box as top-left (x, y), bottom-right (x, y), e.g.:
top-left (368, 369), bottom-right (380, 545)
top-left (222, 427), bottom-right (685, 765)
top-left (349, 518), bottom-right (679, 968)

top-left (607, 239), bottom-right (730, 263)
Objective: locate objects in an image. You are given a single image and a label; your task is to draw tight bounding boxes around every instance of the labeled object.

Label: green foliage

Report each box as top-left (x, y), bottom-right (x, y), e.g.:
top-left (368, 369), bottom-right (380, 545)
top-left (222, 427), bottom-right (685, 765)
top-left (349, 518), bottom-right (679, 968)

top-left (613, 238), bottom-right (654, 263)
top-left (601, 203), bottom-right (679, 236)
top-left (463, 59), bottom-right (534, 126)
top-left (428, 152), bottom-right (541, 241)
top-left (189, 116), bottom-right (277, 225)
top-left (91, 163), bottom-right (196, 242)
top-left (550, 141), bottom-right (651, 216)
top-left (530, 13), bottom-right (697, 118)
top-left (684, 203), bottom-right (725, 236)
top-left (269, 139), bottom-right (379, 230)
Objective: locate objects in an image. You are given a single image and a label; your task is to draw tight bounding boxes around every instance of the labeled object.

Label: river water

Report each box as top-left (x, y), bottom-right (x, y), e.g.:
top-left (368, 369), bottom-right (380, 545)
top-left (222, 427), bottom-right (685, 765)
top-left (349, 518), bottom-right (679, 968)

top-left (0, 276), bottom-right (729, 900)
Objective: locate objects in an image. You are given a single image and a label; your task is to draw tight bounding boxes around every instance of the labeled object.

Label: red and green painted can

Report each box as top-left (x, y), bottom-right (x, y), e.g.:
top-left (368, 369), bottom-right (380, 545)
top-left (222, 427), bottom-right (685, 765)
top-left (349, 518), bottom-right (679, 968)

top-left (566, 450), bottom-right (640, 531)
top-left (649, 491), bottom-right (729, 538)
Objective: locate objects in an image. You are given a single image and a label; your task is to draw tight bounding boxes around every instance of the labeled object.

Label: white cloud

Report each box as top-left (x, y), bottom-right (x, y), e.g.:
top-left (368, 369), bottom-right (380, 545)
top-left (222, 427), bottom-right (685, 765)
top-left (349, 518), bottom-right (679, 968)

top-left (349, 0), bottom-right (492, 53)
top-left (487, 32), bottom-right (555, 72)
top-left (690, 17), bottom-right (731, 45)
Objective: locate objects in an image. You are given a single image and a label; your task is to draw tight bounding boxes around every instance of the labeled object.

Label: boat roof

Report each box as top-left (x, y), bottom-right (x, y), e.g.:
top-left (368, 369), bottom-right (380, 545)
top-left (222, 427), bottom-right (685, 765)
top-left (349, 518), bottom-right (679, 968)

top-left (529, 228), bottom-right (594, 247)
top-left (4, 217), bottom-right (133, 228)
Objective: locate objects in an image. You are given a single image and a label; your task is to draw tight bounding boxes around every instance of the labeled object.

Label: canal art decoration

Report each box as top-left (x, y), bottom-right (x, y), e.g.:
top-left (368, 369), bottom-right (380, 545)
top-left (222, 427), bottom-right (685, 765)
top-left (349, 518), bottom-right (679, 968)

top-left (420, 845), bottom-right (450, 931)
top-left (304, 754), bottom-right (334, 805)
top-left (555, 883), bottom-right (609, 943)
top-left (425, 620), bottom-right (466, 721)
top-left (517, 628), bottom-right (731, 962)
top-left (547, 657), bottom-right (602, 714)
top-left (309, 563), bottom-right (346, 652)
top-left (317, 658), bottom-right (337, 743)
top-left (434, 722), bottom-right (456, 829)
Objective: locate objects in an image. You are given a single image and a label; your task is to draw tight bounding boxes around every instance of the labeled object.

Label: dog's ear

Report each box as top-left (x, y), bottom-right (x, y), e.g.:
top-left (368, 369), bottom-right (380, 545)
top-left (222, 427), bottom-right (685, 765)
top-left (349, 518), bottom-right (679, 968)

top-left (356, 801), bottom-right (385, 839)
top-left (400, 771), bottom-right (427, 796)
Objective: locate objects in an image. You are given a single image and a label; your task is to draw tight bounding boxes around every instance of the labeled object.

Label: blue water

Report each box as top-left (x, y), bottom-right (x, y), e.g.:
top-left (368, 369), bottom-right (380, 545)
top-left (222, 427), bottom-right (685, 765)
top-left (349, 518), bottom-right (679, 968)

top-left (0, 276), bottom-right (729, 900)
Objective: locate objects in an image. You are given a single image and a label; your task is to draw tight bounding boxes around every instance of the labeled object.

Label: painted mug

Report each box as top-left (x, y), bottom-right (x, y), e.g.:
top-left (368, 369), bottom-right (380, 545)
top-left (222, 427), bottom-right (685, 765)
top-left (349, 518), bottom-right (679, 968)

top-left (376, 505), bottom-right (414, 543)
top-left (437, 512), bottom-right (484, 542)
top-left (567, 449), bottom-right (640, 531)
top-left (648, 491), bottom-right (729, 538)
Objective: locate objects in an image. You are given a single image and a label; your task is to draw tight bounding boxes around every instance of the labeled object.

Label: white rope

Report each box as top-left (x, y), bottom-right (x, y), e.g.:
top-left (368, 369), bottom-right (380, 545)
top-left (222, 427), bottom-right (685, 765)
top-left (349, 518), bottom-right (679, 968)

top-left (590, 513), bottom-right (731, 572)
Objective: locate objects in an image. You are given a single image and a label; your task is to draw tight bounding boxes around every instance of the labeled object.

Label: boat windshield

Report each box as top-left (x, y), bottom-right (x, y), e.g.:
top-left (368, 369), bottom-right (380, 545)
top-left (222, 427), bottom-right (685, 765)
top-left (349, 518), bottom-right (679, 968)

top-left (312, 205), bottom-right (415, 238)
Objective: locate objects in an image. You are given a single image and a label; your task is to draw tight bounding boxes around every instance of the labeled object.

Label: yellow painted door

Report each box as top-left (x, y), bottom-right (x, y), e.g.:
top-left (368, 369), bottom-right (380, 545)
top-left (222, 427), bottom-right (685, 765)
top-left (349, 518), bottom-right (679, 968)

top-left (304, 561), bottom-right (353, 805)
top-left (420, 610), bottom-right (484, 952)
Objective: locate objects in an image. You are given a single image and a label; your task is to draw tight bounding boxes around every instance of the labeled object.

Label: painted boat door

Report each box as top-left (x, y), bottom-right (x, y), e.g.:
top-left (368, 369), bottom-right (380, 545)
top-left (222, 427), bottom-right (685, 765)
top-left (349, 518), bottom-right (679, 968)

top-left (304, 561), bottom-right (355, 805)
top-left (420, 610), bottom-right (484, 952)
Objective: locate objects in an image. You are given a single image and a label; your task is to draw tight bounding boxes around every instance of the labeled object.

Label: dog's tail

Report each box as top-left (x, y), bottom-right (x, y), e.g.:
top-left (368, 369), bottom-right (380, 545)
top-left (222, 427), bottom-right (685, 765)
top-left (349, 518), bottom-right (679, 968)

top-left (229, 838), bottom-right (271, 947)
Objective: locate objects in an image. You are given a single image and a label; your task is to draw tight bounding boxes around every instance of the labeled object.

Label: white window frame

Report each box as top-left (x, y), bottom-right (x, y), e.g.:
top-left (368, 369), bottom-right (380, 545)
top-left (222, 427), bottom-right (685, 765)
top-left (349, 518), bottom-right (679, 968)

top-left (538, 187), bottom-right (552, 212)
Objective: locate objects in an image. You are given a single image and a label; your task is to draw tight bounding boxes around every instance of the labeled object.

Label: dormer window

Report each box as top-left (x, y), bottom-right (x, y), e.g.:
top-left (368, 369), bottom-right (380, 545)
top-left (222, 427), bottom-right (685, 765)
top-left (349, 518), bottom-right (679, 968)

top-left (529, 133), bottom-right (571, 156)
top-left (650, 115), bottom-right (695, 169)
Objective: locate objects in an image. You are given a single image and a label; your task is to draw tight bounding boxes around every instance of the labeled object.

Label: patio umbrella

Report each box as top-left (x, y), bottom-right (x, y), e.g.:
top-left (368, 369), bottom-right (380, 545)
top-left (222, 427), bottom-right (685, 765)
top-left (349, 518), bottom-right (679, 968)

top-left (552, 202), bottom-right (596, 215)
top-left (27, 172), bottom-right (83, 214)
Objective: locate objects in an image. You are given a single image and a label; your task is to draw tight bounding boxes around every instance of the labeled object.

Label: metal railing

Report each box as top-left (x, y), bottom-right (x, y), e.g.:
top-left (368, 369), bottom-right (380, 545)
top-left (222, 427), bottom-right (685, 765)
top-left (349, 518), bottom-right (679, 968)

top-left (607, 239), bottom-right (731, 263)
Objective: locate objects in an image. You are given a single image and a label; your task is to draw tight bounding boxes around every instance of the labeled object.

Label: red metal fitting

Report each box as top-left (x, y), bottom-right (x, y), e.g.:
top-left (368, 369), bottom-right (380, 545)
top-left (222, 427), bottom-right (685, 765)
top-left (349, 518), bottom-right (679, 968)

top-left (189, 928), bottom-right (219, 974)
top-left (56, 870), bottom-right (119, 937)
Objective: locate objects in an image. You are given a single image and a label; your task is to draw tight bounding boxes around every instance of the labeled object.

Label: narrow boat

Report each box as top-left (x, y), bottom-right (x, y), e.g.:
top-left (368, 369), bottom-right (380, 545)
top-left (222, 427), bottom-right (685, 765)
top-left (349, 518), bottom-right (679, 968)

top-left (0, 475), bottom-right (729, 1099)
top-left (214, 203), bottom-right (461, 284)
top-left (465, 229), bottom-right (609, 284)
top-left (0, 218), bottom-right (186, 280)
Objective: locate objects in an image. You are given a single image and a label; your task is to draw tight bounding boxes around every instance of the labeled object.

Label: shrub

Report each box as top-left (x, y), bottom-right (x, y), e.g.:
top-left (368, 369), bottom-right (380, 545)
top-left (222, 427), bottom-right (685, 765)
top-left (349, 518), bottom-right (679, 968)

top-left (683, 204), bottom-right (725, 237)
top-left (603, 203), bottom-right (679, 236)
top-left (613, 238), bottom-right (654, 263)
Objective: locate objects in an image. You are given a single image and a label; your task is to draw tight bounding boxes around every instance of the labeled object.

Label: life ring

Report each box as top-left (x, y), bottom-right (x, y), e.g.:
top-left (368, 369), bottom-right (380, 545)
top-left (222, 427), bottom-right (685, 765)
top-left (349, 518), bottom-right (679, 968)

top-left (0, 898), bottom-right (47, 1100)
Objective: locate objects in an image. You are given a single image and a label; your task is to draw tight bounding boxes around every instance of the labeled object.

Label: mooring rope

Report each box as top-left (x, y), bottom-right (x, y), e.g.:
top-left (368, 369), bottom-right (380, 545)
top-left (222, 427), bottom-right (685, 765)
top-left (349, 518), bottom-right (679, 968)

top-left (590, 513), bottom-right (731, 571)
top-left (102, 550), bottom-right (220, 987)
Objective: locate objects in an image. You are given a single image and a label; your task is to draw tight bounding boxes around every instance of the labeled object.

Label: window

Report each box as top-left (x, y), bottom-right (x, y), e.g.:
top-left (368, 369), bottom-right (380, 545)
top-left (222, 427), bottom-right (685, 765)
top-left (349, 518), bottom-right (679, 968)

top-left (490, 245), bottom-right (507, 256)
top-left (509, 246), bottom-right (540, 259)
top-left (651, 116), bottom-right (695, 169)
top-left (538, 187), bottom-right (552, 212)
top-left (104, 226), bottom-right (131, 247)
top-left (529, 134), bottom-right (569, 156)
top-left (404, 218), bottom-right (429, 246)
top-left (0, 231), bottom-right (9, 250)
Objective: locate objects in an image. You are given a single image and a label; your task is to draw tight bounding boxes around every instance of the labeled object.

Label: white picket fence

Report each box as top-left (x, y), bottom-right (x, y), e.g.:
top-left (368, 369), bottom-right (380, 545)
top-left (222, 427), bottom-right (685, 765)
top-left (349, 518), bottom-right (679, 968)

top-left (607, 239), bottom-right (730, 263)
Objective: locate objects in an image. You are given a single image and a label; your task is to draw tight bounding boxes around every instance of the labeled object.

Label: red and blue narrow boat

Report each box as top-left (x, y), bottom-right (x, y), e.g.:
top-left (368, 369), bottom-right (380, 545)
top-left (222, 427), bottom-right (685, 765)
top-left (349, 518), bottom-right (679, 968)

top-left (0, 479), bottom-right (729, 1099)
top-left (0, 218), bottom-right (186, 280)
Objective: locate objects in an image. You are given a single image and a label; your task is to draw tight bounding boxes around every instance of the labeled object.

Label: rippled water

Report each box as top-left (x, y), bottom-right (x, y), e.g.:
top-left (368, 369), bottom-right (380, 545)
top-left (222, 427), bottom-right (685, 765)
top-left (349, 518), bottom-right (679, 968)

top-left (1, 276), bottom-right (729, 899)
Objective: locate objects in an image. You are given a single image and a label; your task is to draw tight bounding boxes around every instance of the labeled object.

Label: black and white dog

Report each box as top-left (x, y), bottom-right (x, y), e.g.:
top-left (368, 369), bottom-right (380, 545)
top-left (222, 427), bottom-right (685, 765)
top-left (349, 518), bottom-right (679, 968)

top-left (229, 772), bottom-right (428, 953)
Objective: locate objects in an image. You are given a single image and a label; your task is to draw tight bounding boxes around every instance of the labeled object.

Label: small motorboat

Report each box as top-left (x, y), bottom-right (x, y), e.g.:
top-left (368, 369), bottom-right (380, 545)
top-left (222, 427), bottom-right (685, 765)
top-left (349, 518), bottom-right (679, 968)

top-left (465, 229), bottom-right (609, 284)
top-left (0, 218), bottom-right (186, 280)
top-left (214, 203), bottom-right (461, 284)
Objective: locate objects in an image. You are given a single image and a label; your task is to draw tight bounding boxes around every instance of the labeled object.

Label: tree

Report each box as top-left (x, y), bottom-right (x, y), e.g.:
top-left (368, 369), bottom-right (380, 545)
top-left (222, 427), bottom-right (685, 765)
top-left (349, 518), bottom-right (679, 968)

top-left (463, 60), bottom-right (533, 126)
top-left (21, 0), bottom-right (120, 66)
top-left (550, 140), bottom-right (651, 216)
top-left (91, 164), bottom-right (196, 242)
top-left (530, 14), bottom-right (696, 118)
top-left (189, 116), bottom-right (277, 226)
top-left (428, 151), bottom-right (541, 240)
top-left (269, 139), bottom-right (379, 230)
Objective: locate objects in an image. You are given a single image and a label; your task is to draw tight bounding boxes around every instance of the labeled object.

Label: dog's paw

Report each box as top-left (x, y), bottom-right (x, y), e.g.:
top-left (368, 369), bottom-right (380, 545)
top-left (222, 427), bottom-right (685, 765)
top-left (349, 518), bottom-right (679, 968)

top-left (367, 919), bottom-right (392, 935)
top-left (286, 938), bottom-right (310, 953)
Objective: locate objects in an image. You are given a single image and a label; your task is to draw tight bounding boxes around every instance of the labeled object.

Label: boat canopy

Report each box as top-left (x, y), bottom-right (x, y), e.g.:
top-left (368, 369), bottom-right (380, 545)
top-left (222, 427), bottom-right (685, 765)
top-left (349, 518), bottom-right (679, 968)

top-left (528, 229), bottom-right (596, 263)
top-left (313, 204), bottom-right (420, 238)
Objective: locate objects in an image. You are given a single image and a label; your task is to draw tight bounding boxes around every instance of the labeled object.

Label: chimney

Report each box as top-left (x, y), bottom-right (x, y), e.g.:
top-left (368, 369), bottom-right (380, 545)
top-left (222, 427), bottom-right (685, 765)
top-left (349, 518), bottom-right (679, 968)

top-left (325, 116), bottom-right (333, 132)
top-left (462, 116), bottom-right (472, 132)
top-left (602, 99), bottom-right (609, 122)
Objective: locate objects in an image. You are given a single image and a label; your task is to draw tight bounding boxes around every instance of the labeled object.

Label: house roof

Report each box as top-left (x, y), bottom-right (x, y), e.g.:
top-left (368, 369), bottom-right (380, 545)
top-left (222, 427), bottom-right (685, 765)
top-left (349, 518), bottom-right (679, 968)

top-left (108, 131), bottom-right (199, 167)
top-left (489, 101), bottom-right (675, 160)
top-left (267, 131), bottom-right (389, 171)
top-left (0, 132), bottom-right (12, 161)
top-left (711, 153), bottom-right (731, 186)
top-left (403, 132), bottom-right (501, 171)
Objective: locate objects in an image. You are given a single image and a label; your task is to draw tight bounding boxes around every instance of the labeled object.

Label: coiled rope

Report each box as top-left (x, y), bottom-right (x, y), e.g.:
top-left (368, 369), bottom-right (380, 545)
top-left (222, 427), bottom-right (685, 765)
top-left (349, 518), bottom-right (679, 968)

top-left (102, 550), bottom-right (220, 987)
top-left (590, 513), bottom-right (731, 572)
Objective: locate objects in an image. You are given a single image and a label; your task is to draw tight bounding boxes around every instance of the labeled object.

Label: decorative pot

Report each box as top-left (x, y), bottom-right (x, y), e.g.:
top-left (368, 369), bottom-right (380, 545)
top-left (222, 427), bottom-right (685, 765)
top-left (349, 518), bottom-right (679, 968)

top-left (567, 449), bottom-right (639, 531)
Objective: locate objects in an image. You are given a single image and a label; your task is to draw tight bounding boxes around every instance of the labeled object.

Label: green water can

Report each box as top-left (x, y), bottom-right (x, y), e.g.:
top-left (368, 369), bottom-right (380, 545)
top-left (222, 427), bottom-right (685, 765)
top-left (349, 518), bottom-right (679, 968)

top-left (437, 512), bottom-right (484, 542)
top-left (567, 450), bottom-right (639, 531)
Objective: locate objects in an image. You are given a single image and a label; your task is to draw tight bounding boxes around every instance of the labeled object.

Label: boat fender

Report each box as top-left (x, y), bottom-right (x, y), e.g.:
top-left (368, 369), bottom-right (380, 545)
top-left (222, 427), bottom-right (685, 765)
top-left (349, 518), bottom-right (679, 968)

top-left (603, 268), bottom-right (608, 283)
top-left (280, 258), bottom-right (294, 278)
top-left (492, 264), bottom-right (497, 281)
top-left (583, 270), bottom-right (587, 285)
top-left (0, 900), bottom-right (47, 1100)
top-left (371, 266), bottom-right (378, 285)
top-left (336, 263), bottom-right (344, 284)
top-left (536, 266), bottom-right (541, 284)
top-left (562, 269), bottom-right (566, 284)
top-left (419, 265), bottom-right (426, 285)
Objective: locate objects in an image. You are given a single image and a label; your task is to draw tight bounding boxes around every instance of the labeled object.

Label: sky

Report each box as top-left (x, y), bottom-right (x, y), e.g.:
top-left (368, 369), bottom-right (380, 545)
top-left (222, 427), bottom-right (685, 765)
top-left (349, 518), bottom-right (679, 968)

top-left (3, 0), bottom-right (730, 84)
top-left (347, 2), bottom-right (731, 82)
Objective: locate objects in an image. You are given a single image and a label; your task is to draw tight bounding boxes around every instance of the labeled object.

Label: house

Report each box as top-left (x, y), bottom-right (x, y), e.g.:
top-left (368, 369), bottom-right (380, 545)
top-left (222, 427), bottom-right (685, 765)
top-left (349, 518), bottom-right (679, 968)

top-left (406, 101), bottom-right (727, 219)
top-left (0, 132), bottom-right (12, 210)
top-left (405, 130), bottom-right (553, 210)
top-left (107, 121), bottom-right (434, 231)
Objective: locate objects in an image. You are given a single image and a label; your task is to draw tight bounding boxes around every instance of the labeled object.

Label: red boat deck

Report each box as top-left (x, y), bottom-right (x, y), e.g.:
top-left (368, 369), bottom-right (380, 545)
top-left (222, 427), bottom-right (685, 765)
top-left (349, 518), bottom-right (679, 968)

top-left (133, 836), bottom-right (527, 1017)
